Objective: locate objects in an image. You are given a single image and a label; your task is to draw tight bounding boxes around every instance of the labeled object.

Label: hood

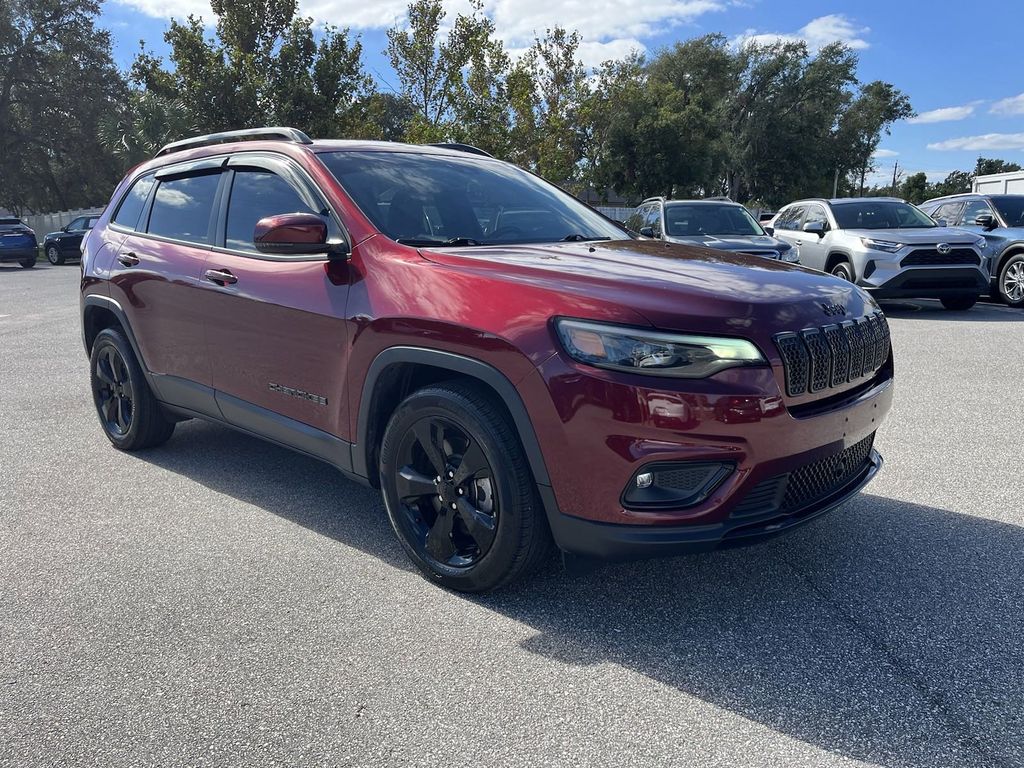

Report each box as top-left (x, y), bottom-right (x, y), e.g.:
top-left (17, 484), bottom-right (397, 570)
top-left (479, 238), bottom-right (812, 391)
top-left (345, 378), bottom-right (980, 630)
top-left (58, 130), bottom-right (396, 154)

top-left (846, 226), bottom-right (981, 245)
top-left (664, 233), bottom-right (790, 253)
top-left (418, 239), bottom-right (876, 336)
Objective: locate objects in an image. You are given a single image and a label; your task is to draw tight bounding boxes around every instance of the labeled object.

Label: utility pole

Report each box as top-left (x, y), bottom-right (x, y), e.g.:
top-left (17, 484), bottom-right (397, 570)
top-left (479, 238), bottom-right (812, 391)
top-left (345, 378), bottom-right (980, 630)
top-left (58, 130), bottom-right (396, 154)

top-left (890, 161), bottom-right (899, 196)
top-left (832, 168), bottom-right (839, 198)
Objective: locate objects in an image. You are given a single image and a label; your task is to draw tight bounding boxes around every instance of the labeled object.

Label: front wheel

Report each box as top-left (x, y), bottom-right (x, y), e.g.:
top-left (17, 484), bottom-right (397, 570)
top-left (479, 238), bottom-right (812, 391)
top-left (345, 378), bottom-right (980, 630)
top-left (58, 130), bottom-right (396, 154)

top-left (89, 328), bottom-right (175, 450)
top-left (46, 245), bottom-right (64, 265)
top-left (830, 260), bottom-right (854, 282)
top-left (998, 254), bottom-right (1024, 308)
top-left (379, 382), bottom-right (552, 592)
top-left (940, 294), bottom-right (978, 311)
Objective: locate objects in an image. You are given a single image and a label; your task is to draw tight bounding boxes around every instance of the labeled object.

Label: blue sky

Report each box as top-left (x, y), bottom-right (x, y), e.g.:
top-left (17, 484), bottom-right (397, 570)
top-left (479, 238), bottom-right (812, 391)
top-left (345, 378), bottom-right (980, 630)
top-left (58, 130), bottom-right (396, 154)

top-left (99, 0), bottom-right (1024, 185)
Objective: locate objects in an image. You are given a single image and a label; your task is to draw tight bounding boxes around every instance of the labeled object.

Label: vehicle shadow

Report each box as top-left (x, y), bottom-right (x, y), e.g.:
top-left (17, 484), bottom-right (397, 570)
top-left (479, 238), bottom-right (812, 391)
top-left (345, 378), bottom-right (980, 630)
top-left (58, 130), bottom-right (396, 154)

top-left (139, 419), bottom-right (1023, 768)
top-left (879, 298), bottom-right (1023, 322)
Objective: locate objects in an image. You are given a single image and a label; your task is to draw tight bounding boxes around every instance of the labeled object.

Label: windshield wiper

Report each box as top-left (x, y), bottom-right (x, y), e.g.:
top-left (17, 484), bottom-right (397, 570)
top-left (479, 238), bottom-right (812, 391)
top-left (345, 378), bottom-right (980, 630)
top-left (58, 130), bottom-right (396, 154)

top-left (562, 234), bottom-right (612, 242)
top-left (395, 236), bottom-right (484, 247)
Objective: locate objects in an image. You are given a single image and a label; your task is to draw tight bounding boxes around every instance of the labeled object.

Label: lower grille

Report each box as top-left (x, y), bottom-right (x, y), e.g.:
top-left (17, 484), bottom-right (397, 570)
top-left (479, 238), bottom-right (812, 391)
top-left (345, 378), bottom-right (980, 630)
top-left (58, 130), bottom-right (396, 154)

top-left (774, 312), bottom-right (890, 398)
top-left (738, 250), bottom-right (779, 259)
top-left (901, 248), bottom-right (979, 266)
top-left (730, 433), bottom-right (876, 520)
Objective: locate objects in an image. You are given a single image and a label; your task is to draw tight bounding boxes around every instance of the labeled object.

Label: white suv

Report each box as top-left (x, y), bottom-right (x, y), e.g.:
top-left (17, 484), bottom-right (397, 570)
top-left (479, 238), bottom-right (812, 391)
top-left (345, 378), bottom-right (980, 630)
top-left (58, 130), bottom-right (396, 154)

top-left (769, 197), bottom-right (989, 310)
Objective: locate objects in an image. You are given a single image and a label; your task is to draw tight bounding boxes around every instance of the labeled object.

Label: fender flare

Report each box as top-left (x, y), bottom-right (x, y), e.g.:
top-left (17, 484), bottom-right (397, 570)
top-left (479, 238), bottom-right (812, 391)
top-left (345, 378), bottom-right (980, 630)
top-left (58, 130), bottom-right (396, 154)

top-left (81, 295), bottom-right (150, 374)
top-left (352, 346), bottom-right (553, 494)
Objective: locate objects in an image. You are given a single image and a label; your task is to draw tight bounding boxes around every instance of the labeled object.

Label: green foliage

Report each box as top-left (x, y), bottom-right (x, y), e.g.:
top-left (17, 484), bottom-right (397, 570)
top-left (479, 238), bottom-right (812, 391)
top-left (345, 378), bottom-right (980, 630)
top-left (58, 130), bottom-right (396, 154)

top-left (98, 91), bottom-right (199, 167)
top-left (0, 0), bottom-right (124, 213)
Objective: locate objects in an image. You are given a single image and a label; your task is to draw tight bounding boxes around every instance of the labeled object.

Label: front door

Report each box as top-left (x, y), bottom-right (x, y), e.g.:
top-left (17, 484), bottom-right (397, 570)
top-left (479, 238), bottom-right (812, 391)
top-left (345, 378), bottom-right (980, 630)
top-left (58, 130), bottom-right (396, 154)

top-left (199, 154), bottom-right (352, 440)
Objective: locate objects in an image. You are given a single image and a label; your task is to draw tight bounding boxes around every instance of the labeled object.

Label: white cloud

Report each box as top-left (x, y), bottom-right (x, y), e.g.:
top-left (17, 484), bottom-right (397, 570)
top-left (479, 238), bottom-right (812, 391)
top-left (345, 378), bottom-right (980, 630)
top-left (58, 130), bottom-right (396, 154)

top-left (872, 148), bottom-right (899, 158)
top-left (113, 0), bottom-right (726, 61)
top-left (991, 92), bottom-right (1024, 116)
top-left (907, 104), bottom-right (977, 124)
top-left (732, 14), bottom-right (870, 52)
top-left (928, 133), bottom-right (1024, 151)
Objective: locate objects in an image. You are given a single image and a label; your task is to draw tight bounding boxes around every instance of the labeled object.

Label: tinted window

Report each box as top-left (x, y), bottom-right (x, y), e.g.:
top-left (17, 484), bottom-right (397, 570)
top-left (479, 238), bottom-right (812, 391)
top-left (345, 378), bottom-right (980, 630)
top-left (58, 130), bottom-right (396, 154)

top-left (625, 205), bottom-right (648, 233)
top-left (147, 173), bottom-right (221, 244)
top-left (776, 206), bottom-right (806, 231)
top-left (68, 217), bottom-right (87, 230)
top-left (318, 151), bottom-right (625, 245)
top-left (225, 170), bottom-right (319, 251)
top-left (803, 204), bottom-right (829, 230)
top-left (665, 203), bottom-right (763, 236)
top-left (644, 204), bottom-right (662, 236)
top-left (832, 201), bottom-right (935, 230)
top-left (992, 196), bottom-right (1024, 227)
top-left (112, 174), bottom-right (156, 230)
top-left (960, 200), bottom-right (994, 225)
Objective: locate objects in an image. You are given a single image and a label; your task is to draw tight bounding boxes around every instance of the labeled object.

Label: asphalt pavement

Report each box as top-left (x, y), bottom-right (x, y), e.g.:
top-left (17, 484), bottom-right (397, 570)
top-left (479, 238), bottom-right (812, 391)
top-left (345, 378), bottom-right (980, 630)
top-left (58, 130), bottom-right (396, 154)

top-left (1, 262), bottom-right (1022, 767)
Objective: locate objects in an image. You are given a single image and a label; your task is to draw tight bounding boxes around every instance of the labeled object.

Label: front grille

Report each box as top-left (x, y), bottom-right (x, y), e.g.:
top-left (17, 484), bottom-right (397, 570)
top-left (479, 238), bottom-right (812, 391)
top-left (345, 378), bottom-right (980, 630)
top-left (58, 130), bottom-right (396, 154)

top-left (901, 247), bottom-right (979, 267)
top-left (730, 433), bottom-right (876, 520)
top-left (774, 312), bottom-right (889, 398)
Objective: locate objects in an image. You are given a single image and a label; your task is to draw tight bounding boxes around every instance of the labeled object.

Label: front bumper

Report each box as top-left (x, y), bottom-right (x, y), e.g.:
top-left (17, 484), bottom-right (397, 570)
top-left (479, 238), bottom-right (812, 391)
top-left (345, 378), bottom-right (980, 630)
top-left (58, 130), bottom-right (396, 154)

top-left (867, 267), bottom-right (988, 298)
top-left (549, 448), bottom-right (882, 559)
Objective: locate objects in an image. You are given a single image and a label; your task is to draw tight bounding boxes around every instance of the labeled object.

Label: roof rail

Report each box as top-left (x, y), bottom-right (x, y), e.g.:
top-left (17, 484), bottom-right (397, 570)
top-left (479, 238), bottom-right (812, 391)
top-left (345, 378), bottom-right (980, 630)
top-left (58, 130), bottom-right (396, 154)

top-left (429, 143), bottom-right (494, 158)
top-left (156, 127), bottom-right (314, 158)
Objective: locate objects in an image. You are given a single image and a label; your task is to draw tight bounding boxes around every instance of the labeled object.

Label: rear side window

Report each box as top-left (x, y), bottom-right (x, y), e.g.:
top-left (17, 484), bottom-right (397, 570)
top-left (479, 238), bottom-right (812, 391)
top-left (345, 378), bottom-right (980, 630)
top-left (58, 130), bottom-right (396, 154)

top-left (644, 204), bottom-right (662, 236)
top-left (146, 173), bottom-right (221, 244)
top-left (112, 174), bottom-right (156, 230)
top-left (930, 202), bottom-right (963, 225)
top-left (775, 206), bottom-right (806, 231)
top-left (225, 169), bottom-right (319, 252)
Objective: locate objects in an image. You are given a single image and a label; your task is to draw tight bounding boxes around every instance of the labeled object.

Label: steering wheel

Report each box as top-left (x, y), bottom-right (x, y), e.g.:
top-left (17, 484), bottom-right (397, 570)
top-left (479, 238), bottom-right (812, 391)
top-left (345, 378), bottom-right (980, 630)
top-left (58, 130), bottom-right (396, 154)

top-left (489, 226), bottom-right (525, 240)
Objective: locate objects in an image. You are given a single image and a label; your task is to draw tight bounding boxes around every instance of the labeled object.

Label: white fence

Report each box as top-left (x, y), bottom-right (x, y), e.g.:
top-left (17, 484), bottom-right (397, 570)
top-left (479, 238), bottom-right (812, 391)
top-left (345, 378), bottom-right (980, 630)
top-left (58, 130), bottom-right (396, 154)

top-left (21, 207), bottom-right (105, 237)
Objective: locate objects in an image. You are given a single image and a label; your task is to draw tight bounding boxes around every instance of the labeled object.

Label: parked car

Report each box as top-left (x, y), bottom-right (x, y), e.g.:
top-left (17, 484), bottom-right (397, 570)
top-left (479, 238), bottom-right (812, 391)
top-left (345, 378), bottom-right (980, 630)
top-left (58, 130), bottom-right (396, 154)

top-left (625, 197), bottom-right (798, 262)
top-left (43, 214), bottom-right (99, 265)
top-left (81, 127), bottom-right (893, 592)
top-left (918, 193), bottom-right (1024, 308)
top-left (768, 197), bottom-right (989, 310)
top-left (0, 218), bottom-right (38, 268)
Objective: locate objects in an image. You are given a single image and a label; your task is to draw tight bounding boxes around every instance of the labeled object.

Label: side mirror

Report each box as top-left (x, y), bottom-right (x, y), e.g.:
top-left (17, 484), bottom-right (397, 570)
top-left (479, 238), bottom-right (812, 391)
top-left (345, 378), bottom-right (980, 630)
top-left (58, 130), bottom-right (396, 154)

top-left (975, 213), bottom-right (997, 231)
top-left (638, 226), bottom-right (655, 238)
top-left (763, 225), bottom-right (775, 236)
top-left (933, 218), bottom-right (948, 227)
top-left (802, 220), bottom-right (826, 237)
top-left (253, 213), bottom-right (347, 257)
top-left (61, 225), bottom-right (70, 232)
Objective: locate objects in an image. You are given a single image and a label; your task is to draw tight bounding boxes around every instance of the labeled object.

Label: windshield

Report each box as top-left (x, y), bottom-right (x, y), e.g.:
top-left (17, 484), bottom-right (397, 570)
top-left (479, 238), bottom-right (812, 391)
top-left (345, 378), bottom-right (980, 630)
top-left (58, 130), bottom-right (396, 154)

top-left (832, 200), bottom-right (935, 230)
top-left (991, 196), bottom-right (1024, 227)
top-left (318, 150), bottom-right (626, 245)
top-left (665, 203), bottom-right (763, 237)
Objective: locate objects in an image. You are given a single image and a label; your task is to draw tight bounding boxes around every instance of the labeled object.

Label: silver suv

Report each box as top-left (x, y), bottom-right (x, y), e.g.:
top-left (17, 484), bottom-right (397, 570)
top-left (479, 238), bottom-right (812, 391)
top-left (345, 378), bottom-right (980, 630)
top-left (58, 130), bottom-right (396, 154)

top-left (769, 197), bottom-right (989, 310)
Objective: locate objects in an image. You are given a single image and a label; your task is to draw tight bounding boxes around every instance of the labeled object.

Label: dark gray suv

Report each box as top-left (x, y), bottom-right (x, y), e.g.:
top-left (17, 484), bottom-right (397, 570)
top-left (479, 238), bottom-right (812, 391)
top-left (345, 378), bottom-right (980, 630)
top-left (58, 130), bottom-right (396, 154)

top-left (919, 193), bottom-right (1024, 307)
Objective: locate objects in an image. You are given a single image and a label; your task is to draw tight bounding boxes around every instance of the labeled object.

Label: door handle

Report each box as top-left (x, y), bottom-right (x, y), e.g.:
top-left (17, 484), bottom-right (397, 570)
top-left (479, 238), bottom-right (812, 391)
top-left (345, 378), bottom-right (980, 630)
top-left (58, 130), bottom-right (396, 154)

top-left (117, 252), bottom-right (140, 267)
top-left (204, 268), bottom-right (238, 286)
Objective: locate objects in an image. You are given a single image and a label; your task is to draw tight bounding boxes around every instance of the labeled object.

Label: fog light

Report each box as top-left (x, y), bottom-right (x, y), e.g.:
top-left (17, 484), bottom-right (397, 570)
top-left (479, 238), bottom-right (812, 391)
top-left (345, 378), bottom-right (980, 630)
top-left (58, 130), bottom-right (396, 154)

top-left (621, 461), bottom-right (734, 510)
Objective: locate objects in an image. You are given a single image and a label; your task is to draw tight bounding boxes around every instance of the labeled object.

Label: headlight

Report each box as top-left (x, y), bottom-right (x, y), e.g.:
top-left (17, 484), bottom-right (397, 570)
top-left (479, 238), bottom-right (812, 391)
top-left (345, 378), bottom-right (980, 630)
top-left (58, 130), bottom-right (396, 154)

top-left (554, 318), bottom-right (766, 378)
top-left (860, 238), bottom-right (904, 253)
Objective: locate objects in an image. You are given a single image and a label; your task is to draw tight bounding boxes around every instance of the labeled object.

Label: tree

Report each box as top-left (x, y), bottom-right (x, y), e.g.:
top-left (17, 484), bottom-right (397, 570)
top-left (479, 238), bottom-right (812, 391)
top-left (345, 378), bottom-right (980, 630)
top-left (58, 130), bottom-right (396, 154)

top-left (835, 80), bottom-right (913, 195)
top-left (98, 91), bottom-right (199, 167)
top-left (975, 157), bottom-right (1022, 177)
top-left (0, 0), bottom-right (125, 213)
top-left (900, 172), bottom-right (929, 204)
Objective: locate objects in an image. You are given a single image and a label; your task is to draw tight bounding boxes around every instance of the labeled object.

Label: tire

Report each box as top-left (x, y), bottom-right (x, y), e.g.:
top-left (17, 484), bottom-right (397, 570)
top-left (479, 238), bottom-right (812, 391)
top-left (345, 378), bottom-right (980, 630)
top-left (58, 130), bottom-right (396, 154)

top-left (379, 381), bottom-right (553, 592)
top-left (940, 294), bottom-right (978, 311)
top-left (997, 253), bottom-right (1024, 308)
top-left (19, 257), bottom-right (35, 268)
top-left (89, 327), bottom-right (175, 450)
top-left (829, 260), bottom-right (854, 282)
top-left (46, 245), bottom-right (65, 265)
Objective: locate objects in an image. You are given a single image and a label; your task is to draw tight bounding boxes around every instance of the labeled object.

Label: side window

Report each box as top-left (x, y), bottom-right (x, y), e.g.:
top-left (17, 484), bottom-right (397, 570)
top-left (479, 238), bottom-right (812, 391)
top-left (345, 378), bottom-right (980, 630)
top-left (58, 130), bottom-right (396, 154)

top-left (67, 217), bottom-right (86, 231)
top-left (960, 200), bottom-right (994, 225)
top-left (225, 169), bottom-right (319, 252)
top-left (645, 204), bottom-right (663, 236)
top-left (803, 205), bottom-right (828, 230)
top-left (146, 173), bottom-right (221, 245)
top-left (112, 174), bottom-right (156, 230)
top-left (626, 205), bottom-right (648, 233)
top-left (777, 206), bottom-right (806, 231)
top-left (931, 202), bottom-right (963, 225)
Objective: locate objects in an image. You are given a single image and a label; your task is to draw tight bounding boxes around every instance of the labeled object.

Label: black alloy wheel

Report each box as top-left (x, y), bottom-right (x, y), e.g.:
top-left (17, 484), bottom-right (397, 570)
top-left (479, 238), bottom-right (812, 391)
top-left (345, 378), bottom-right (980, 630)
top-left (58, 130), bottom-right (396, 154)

top-left (93, 345), bottom-right (135, 436)
top-left (393, 415), bottom-right (498, 568)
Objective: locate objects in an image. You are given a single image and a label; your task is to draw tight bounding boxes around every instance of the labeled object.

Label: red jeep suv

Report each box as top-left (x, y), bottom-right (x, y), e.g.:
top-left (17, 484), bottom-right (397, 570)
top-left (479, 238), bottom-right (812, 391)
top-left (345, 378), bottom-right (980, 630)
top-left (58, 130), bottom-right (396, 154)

top-left (81, 127), bottom-right (894, 591)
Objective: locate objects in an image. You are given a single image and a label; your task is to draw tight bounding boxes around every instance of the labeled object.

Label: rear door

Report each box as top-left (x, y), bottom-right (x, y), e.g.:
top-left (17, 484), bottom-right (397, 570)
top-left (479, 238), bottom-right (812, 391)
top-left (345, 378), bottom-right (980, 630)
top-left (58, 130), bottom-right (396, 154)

top-left (107, 158), bottom-right (224, 409)
top-left (199, 153), bottom-right (352, 438)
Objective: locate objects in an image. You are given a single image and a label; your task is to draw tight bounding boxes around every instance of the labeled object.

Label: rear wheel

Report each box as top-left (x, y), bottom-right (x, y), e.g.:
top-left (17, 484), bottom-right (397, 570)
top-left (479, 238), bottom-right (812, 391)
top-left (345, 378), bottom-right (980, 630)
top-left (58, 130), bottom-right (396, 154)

top-left (998, 254), bottom-right (1024, 308)
top-left (46, 245), bottom-right (64, 265)
top-left (89, 328), bottom-right (175, 450)
top-left (19, 257), bottom-right (35, 268)
top-left (829, 260), bottom-right (854, 282)
top-left (940, 294), bottom-right (978, 311)
top-left (379, 382), bottom-right (552, 592)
